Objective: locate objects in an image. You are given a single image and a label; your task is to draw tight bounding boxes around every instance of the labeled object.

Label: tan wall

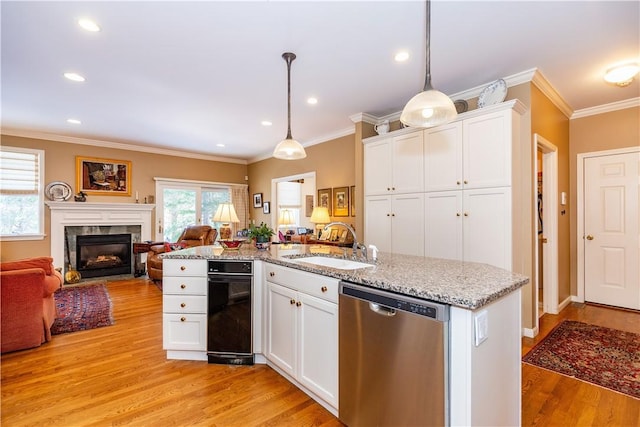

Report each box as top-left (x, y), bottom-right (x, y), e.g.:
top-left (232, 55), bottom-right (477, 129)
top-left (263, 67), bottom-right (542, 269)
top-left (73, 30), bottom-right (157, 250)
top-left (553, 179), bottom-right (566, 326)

top-left (568, 106), bottom-right (640, 295)
top-left (0, 134), bottom-right (247, 261)
top-left (248, 134), bottom-right (357, 230)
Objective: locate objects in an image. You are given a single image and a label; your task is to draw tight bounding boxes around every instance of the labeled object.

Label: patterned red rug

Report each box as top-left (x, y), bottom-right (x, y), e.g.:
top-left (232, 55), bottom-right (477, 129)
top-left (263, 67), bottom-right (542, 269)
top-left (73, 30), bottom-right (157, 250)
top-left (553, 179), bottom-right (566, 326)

top-left (523, 320), bottom-right (640, 399)
top-left (51, 283), bottom-right (114, 335)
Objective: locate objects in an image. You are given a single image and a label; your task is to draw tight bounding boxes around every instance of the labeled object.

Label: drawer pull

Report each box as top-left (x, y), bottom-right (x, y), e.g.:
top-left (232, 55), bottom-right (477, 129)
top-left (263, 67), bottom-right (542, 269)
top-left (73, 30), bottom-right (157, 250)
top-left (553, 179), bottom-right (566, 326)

top-left (180, 303), bottom-right (186, 308)
top-left (180, 317), bottom-right (186, 322)
top-left (290, 299), bottom-right (296, 305)
top-left (321, 286), bottom-right (328, 292)
top-left (180, 284), bottom-right (186, 289)
top-left (270, 271), bottom-right (275, 277)
top-left (180, 266), bottom-right (186, 271)
top-left (296, 301), bottom-right (302, 307)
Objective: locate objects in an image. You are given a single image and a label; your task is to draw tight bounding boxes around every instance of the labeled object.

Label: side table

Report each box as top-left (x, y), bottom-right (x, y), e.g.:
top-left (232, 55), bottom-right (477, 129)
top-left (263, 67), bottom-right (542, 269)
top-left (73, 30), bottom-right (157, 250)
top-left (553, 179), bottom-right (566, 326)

top-left (133, 241), bottom-right (164, 277)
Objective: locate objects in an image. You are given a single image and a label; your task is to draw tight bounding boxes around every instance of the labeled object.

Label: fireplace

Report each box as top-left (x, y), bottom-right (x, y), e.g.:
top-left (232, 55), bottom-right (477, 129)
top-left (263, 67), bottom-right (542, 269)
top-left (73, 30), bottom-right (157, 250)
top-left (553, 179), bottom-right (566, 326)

top-left (76, 234), bottom-right (132, 278)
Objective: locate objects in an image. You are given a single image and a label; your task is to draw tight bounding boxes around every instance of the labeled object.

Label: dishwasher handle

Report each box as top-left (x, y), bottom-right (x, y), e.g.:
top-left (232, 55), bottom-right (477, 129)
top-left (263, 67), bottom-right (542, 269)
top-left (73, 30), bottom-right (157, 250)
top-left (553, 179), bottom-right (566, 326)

top-left (369, 302), bottom-right (396, 317)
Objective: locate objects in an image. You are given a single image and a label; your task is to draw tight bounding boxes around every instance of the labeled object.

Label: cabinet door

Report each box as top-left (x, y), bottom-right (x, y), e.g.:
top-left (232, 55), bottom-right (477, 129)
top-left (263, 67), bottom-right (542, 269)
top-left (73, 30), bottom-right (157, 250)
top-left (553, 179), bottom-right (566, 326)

top-left (424, 122), bottom-right (463, 192)
top-left (298, 292), bottom-right (338, 407)
top-left (364, 138), bottom-right (392, 195)
top-left (463, 188), bottom-right (512, 270)
top-left (266, 282), bottom-right (297, 377)
top-left (364, 196), bottom-right (392, 253)
top-left (425, 191), bottom-right (463, 261)
top-left (393, 131), bottom-right (424, 194)
top-left (163, 313), bottom-right (207, 351)
top-left (391, 193), bottom-right (425, 256)
top-left (463, 110), bottom-right (511, 189)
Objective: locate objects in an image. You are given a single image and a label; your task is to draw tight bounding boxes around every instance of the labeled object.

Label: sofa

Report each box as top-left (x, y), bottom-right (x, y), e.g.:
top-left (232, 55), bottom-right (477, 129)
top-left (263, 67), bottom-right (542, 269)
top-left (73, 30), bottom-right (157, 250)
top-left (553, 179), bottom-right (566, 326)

top-left (1, 257), bottom-right (63, 353)
top-left (147, 225), bottom-right (218, 282)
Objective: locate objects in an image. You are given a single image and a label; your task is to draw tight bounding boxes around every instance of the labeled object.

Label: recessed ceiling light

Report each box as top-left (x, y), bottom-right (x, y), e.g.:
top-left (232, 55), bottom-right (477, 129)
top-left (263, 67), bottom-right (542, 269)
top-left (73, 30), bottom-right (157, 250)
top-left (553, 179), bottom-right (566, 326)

top-left (261, 121), bottom-right (272, 126)
top-left (78, 18), bottom-right (100, 32)
top-left (307, 97), bottom-right (318, 105)
top-left (216, 143), bottom-right (225, 148)
top-left (64, 72), bottom-right (85, 82)
top-left (395, 51), bottom-right (410, 62)
top-left (67, 118), bottom-right (81, 124)
top-left (604, 62), bottom-right (639, 87)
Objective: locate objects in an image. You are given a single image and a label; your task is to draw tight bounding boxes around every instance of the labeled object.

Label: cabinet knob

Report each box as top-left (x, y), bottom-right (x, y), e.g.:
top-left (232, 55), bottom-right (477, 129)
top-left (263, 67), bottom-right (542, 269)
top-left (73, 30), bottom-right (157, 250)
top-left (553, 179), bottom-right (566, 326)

top-left (290, 299), bottom-right (296, 305)
top-left (386, 213), bottom-right (390, 217)
top-left (296, 301), bottom-right (302, 307)
top-left (270, 271), bottom-right (275, 277)
top-left (180, 284), bottom-right (186, 289)
top-left (180, 303), bottom-right (186, 308)
top-left (456, 213), bottom-right (461, 217)
top-left (586, 235), bottom-right (594, 241)
top-left (180, 266), bottom-right (186, 271)
top-left (464, 180), bottom-right (468, 184)
top-left (464, 212), bottom-right (469, 217)
top-left (180, 317), bottom-right (186, 322)
top-left (456, 181), bottom-right (461, 185)
top-left (321, 286), bottom-right (328, 292)
top-left (391, 213), bottom-right (396, 217)
top-left (392, 187), bottom-right (395, 191)
top-left (387, 187), bottom-right (391, 191)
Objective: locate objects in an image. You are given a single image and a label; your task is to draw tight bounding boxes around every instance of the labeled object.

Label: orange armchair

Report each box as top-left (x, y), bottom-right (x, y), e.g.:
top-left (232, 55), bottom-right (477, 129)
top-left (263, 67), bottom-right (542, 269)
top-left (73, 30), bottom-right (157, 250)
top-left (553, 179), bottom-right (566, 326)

top-left (1, 257), bottom-right (63, 353)
top-left (147, 225), bottom-right (217, 282)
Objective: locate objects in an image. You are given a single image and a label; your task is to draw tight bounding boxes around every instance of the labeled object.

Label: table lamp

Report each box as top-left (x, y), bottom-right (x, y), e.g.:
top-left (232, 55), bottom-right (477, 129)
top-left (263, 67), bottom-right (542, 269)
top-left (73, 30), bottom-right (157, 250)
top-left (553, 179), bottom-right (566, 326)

top-left (310, 206), bottom-right (331, 239)
top-left (213, 202), bottom-right (240, 240)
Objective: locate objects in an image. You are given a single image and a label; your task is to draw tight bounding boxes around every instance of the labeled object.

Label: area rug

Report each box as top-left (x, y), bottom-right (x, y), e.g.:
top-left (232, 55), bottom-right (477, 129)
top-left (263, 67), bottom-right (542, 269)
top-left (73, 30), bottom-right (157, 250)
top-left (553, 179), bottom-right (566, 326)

top-left (523, 320), bottom-right (640, 399)
top-left (51, 283), bottom-right (114, 335)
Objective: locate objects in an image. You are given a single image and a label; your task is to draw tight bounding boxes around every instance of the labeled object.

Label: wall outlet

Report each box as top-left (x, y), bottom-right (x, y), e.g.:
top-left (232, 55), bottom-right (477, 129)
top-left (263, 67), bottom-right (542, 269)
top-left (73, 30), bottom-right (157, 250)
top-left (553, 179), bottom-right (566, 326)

top-left (474, 310), bottom-right (489, 346)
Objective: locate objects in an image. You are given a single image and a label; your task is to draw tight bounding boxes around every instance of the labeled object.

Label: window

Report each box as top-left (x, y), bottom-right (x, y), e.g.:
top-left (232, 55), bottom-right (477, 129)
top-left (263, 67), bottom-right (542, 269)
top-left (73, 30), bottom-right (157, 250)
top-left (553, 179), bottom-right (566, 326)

top-left (0, 146), bottom-right (45, 239)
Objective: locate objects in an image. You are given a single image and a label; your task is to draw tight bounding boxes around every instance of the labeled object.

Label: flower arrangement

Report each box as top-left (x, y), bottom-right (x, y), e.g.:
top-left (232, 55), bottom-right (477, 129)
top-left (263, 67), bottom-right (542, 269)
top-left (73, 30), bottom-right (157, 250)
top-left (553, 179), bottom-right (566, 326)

top-left (247, 222), bottom-right (275, 249)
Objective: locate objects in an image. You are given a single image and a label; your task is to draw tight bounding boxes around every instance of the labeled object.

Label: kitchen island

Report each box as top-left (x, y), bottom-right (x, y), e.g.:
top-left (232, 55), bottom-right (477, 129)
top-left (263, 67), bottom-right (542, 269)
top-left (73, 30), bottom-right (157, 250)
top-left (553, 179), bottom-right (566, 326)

top-left (162, 243), bottom-right (528, 426)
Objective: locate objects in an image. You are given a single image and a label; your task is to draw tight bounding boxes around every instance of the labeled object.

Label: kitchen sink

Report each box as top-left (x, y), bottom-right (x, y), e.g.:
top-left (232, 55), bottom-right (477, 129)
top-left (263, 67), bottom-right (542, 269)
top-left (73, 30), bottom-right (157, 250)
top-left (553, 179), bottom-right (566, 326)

top-left (288, 256), bottom-right (374, 270)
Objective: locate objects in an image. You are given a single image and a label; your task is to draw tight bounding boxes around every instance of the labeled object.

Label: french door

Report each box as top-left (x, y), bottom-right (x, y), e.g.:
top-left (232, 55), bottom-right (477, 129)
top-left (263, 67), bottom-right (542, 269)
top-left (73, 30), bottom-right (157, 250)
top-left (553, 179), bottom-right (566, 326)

top-left (155, 180), bottom-right (230, 242)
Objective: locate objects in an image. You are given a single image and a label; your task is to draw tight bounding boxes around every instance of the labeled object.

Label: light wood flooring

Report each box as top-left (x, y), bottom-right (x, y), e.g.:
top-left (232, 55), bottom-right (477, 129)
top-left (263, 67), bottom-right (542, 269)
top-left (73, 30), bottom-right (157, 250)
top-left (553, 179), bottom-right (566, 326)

top-left (2, 277), bottom-right (639, 426)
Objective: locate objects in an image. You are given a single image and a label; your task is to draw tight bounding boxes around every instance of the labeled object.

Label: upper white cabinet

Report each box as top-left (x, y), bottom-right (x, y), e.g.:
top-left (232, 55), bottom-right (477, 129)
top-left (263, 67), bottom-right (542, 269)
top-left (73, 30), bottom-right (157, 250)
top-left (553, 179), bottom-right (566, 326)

top-left (364, 131), bottom-right (424, 196)
top-left (424, 122), bottom-right (463, 192)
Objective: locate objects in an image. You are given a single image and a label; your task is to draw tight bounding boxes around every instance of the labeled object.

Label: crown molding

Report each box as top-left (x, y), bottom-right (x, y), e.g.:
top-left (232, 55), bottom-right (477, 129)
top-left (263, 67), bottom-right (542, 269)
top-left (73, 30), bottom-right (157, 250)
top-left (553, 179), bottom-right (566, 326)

top-left (349, 113), bottom-right (378, 125)
top-left (571, 97), bottom-right (640, 119)
top-left (530, 69), bottom-right (573, 118)
top-left (1, 128), bottom-right (248, 165)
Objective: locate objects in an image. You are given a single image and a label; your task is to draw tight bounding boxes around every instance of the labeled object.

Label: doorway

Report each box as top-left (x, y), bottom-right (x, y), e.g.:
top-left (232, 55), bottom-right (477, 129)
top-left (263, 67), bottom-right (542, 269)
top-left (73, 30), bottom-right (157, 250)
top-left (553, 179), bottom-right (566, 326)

top-left (534, 134), bottom-right (559, 323)
top-left (577, 147), bottom-right (640, 310)
top-left (270, 172), bottom-right (316, 235)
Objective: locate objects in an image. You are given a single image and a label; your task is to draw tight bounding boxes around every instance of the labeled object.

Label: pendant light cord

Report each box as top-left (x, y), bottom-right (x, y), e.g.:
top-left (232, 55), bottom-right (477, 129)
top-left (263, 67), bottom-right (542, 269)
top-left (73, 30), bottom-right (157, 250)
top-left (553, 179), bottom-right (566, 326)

top-left (283, 52), bottom-right (296, 140)
top-left (423, 0), bottom-right (433, 92)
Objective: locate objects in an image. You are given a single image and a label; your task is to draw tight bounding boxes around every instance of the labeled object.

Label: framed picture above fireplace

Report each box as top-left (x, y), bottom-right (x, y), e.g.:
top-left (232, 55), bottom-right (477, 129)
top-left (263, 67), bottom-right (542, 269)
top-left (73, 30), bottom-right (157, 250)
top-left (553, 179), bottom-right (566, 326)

top-left (76, 156), bottom-right (131, 196)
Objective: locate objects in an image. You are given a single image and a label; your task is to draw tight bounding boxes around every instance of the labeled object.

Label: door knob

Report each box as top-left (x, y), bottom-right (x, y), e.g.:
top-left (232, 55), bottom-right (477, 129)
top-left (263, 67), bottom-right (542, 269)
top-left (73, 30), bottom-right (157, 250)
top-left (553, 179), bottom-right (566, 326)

top-left (586, 235), bottom-right (594, 241)
top-left (541, 237), bottom-right (548, 243)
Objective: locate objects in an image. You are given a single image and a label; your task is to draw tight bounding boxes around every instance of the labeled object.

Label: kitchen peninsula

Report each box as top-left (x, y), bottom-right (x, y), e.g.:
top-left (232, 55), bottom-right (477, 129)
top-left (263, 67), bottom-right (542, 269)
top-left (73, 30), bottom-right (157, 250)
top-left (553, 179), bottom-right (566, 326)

top-left (161, 244), bottom-right (528, 426)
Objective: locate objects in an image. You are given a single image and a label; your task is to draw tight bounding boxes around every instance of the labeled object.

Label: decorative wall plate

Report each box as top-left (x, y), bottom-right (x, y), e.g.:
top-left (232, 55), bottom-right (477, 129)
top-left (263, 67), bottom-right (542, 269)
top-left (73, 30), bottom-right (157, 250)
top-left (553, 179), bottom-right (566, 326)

top-left (454, 99), bottom-right (468, 114)
top-left (478, 79), bottom-right (507, 108)
top-left (45, 181), bottom-right (73, 201)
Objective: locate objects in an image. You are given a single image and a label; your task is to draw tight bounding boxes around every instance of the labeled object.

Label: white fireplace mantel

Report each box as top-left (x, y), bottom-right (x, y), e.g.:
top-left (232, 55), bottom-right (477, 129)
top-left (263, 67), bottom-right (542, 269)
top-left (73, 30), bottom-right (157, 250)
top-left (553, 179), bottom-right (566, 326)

top-left (46, 202), bottom-right (155, 269)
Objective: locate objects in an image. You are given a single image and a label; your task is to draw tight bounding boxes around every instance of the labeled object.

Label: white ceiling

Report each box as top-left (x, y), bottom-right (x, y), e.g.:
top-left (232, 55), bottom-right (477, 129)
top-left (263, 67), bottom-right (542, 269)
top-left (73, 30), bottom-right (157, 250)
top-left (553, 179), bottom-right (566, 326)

top-left (2, 1), bottom-right (639, 162)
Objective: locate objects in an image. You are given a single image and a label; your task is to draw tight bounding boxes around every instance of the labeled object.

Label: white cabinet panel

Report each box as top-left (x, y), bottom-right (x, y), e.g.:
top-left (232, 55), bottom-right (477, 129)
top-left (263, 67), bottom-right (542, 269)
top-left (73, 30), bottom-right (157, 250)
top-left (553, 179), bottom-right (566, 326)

top-left (425, 191), bottom-right (463, 261)
top-left (364, 196), bottom-right (392, 253)
top-left (163, 313), bottom-right (207, 351)
top-left (365, 194), bottom-right (424, 256)
top-left (266, 282), bottom-right (297, 377)
top-left (424, 122), bottom-right (463, 192)
top-left (364, 138), bottom-right (393, 195)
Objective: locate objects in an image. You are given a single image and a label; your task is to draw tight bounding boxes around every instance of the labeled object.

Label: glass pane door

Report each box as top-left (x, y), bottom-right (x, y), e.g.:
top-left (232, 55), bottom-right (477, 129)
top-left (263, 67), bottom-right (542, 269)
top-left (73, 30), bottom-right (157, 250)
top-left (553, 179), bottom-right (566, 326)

top-left (161, 188), bottom-right (197, 242)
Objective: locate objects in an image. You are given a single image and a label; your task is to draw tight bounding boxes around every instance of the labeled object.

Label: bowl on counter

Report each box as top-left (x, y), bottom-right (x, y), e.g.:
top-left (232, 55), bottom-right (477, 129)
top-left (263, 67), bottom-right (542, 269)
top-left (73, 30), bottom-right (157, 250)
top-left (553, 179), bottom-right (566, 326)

top-left (219, 240), bottom-right (244, 250)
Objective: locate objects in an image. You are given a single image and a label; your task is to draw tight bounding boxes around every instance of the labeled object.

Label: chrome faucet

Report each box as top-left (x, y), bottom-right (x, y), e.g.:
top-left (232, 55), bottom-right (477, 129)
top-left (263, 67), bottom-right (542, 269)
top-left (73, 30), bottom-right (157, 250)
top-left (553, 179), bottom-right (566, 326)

top-left (322, 221), bottom-right (367, 260)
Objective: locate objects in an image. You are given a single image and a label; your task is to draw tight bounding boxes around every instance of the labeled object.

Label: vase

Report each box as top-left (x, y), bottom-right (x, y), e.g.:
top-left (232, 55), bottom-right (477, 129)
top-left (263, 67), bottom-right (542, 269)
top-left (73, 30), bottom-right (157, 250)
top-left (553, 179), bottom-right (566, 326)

top-left (255, 236), bottom-right (270, 250)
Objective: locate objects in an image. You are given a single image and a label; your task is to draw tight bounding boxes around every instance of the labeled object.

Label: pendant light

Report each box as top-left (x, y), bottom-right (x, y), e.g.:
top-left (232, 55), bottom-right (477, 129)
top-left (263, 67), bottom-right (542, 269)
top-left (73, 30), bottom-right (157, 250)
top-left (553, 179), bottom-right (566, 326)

top-left (400, 0), bottom-right (457, 128)
top-left (273, 52), bottom-right (307, 160)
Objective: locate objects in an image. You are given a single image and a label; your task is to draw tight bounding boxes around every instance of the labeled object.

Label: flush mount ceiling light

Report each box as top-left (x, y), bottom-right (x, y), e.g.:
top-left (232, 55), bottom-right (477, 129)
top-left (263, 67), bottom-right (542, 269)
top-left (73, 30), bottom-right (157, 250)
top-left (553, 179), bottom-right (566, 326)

top-left (400, 0), bottom-right (457, 128)
top-left (66, 118), bottom-right (81, 124)
top-left (273, 52), bottom-right (307, 160)
top-left (78, 18), bottom-right (100, 32)
top-left (64, 72), bottom-right (85, 82)
top-left (604, 62), bottom-right (640, 87)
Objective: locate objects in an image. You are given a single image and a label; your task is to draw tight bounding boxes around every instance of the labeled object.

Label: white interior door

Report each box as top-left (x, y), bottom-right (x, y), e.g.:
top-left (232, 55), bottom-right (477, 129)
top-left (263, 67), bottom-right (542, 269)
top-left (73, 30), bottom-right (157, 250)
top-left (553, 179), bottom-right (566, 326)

top-left (583, 152), bottom-right (640, 310)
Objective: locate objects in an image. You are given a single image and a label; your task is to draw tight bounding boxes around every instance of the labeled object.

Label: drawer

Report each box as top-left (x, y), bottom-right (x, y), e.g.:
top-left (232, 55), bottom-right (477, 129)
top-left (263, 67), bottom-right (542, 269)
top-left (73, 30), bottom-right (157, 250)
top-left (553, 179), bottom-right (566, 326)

top-left (163, 276), bottom-right (207, 295)
top-left (163, 259), bottom-right (207, 276)
top-left (163, 313), bottom-right (207, 351)
top-left (266, 263), bottom-right (339, 303)
top-left (163, 295), bottom-right (207, 313)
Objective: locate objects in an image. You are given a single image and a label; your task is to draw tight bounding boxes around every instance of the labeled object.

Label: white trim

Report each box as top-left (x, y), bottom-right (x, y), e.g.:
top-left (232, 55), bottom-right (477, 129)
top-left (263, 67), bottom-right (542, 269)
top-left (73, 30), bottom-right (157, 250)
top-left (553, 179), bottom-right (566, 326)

top-left (154, 177), bottom-right (247, 189)
top-left (349, 112), bottom-right (379, 125)
top-left (571, 97), bottom-right (640, 119)
top-left (531, 70), bottom-right (573, 118)
top-left (270, 171), bottom-right (316, 232)
top-left (522, 326), bottom-right (539, 338)
top-left (2, 128), bottom-right (247, 165)
top-left (558, 295), bottom-right (572, 312)
top-left (576, 146), bottom-right (640, 303)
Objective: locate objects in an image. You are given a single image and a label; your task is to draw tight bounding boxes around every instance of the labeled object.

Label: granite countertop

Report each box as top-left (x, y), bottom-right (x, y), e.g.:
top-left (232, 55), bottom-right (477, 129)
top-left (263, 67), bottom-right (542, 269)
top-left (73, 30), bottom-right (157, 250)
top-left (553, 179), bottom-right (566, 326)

top-left (161, 243), bottom-right (529, 310)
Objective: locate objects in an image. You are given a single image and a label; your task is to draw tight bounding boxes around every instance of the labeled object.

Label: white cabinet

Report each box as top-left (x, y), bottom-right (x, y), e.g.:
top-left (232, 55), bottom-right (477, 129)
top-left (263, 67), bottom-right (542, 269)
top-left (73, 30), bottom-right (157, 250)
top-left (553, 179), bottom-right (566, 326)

top-left (265, 263), bottom-right (339, 413)
top-left (424, 122), bottom-right (463, 192)
top-left (365, 193), bottom-right (425, 256)
top-left (364, 131), bottom-right (424, 196)
top-left (162, 259), bottom-right (208, 361)
top-left (425, 188), bottom-right (511, 270)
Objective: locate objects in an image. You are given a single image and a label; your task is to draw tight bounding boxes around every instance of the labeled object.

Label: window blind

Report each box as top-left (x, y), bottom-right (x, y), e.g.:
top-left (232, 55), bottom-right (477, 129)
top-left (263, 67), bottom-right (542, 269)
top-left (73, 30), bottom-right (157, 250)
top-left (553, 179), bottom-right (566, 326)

top-left (0, 149), bottom-right (40, 194)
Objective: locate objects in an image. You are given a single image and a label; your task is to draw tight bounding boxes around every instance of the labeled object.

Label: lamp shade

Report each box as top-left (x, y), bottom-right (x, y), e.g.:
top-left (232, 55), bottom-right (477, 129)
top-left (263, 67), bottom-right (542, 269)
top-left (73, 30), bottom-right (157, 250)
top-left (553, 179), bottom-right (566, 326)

top-left (400, 88), bottom-right (458, 128)
top-left (278, 209), bottom-right (295, 226)
top-left (213, 203), bottom-right (240, 224)
top-left (310, 206), bottom-right (331, 224)
top-left (273, 138), bottom-right (306, 160)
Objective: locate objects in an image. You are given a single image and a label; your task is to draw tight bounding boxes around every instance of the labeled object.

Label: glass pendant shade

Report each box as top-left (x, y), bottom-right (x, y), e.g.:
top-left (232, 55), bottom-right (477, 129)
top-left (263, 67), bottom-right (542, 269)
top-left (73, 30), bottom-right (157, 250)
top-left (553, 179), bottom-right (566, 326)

top-left (400, 87), bottom-right (457, 128)
top-left (273, 137), bottom-right (306, 160)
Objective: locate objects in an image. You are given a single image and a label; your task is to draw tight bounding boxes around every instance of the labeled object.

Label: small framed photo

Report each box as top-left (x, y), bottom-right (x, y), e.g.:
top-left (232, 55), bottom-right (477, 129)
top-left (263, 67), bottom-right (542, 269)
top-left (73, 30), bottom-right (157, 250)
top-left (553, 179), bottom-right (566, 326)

top-left (339, 230), bottom-right (348, 243)
top-left (329, 229), bottom-right (338, 242)
top-left (253, 193), bottom-right (263, 208)
top-left (350, 185), bottom-right (356, 217)
top-left (76, 156), bottom-right (131, 196)
top-left (332, 186), bottom-right (349, 217)
top-left (318, 188), bottom-right (332, 214)
top-left (263, 201), bottom-right (270, 214)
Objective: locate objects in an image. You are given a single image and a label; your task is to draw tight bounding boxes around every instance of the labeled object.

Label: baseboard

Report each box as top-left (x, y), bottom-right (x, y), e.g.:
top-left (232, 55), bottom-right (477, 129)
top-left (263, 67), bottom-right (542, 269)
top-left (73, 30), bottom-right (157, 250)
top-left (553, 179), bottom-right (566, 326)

top-left (558, 296), bottom-right (572, 312)
top-left (522, 326), bottom-right (538, 338)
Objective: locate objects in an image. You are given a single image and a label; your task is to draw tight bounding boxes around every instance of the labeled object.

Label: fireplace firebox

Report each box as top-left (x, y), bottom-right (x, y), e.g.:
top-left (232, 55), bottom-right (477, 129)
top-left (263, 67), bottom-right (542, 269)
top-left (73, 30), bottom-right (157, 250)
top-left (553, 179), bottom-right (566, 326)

top-left (76, 234), bottom-right (132, 278)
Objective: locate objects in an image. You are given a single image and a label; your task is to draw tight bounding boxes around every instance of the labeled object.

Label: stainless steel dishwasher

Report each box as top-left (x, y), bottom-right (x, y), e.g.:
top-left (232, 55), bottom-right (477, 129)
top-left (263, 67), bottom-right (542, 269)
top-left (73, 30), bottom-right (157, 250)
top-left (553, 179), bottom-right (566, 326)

top-left (339, 281), bottom-right (449, 427)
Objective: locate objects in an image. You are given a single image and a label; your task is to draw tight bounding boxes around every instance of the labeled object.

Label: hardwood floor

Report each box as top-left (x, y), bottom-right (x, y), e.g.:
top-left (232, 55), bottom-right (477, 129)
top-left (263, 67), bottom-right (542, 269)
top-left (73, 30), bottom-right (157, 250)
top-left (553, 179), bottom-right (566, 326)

top-left (2, 278), bottom-right (639, 426)
top-left (522, 303), bottom-right (640, 427)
